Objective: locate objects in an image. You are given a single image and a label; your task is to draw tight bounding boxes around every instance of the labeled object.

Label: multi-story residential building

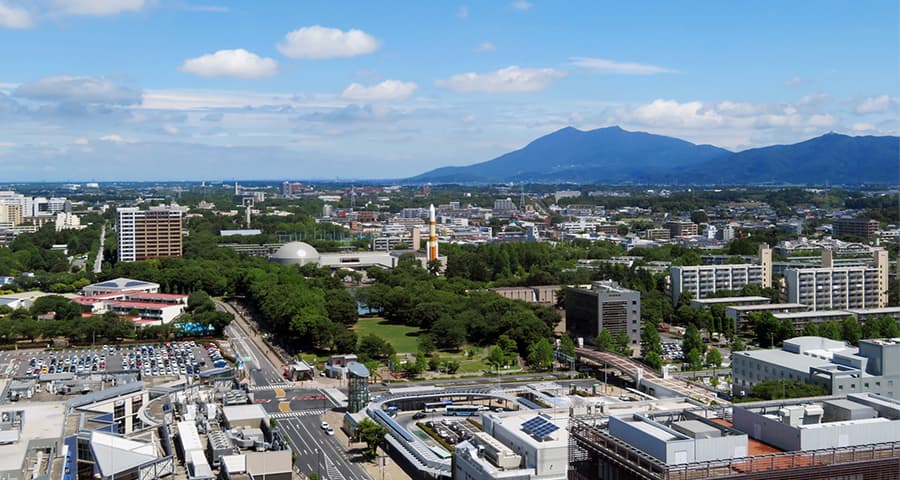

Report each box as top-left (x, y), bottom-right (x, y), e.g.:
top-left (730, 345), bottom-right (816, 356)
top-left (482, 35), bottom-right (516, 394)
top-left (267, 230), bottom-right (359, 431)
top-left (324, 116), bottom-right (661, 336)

top-left (833, 217), bottom-right (879, 241)
top-left (731, 336), bottom-right (900, 399)
top-left (670, 244), bottom-right (771, 302)
top-left (116, 207), bottom-right (183, 262)
top-left (784, 248), bottom-right (888, 310)
top-left (565, 281), bottom-right (641, 351)
top-left (493, 198), bottom-right (517, 212)
top-left (664, 220), bottom-right (698, 238)
top-left (644, 228), bottom-right (671, 241)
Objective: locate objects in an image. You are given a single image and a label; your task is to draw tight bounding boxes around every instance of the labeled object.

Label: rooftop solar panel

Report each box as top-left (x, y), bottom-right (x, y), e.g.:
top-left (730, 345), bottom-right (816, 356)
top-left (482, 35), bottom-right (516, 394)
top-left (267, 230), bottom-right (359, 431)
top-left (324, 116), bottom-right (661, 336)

top-left (522, 417), bottom-right (545, 431)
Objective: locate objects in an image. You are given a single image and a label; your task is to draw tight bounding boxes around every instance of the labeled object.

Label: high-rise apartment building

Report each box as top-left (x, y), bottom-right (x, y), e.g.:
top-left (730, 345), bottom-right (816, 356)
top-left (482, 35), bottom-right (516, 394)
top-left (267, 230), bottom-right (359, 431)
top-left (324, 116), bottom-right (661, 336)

top-left (117, 207), bottom-right (183, 262)
top-left (784, 248), bottom-right (888, 310)
top-left (833, 217), bottom-right (879, 241)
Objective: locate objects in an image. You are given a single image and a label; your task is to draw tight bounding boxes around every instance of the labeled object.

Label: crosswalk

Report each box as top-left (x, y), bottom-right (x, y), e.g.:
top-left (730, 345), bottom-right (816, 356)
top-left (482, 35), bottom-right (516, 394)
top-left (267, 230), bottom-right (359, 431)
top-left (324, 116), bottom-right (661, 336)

top-left (324, 455), bottom-right (347, 480)
top-left (269, 408), bottom-right (326, 419)
top-left (249, 383), bottom-right (289, 392)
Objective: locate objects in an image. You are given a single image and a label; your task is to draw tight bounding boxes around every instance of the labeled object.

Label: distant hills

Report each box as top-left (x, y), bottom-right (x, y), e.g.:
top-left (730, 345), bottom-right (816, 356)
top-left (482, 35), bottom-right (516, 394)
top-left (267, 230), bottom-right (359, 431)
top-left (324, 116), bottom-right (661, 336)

top-left (407, 126), bottom-right (899, 185)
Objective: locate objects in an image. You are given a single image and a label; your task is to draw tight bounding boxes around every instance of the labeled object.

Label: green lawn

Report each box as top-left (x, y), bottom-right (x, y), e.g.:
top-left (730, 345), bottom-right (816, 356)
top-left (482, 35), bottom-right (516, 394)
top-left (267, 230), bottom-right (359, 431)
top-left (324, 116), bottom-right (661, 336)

top-left (353, 317), bottom-right (422, 353)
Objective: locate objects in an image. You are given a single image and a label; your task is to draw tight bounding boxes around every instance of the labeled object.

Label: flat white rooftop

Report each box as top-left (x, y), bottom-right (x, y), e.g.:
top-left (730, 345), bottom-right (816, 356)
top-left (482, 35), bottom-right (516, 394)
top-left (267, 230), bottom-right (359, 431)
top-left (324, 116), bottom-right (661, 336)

top-left (691, 296), bottom-right (770, 305)
top-left (0, 402), bottom-right (66, 472)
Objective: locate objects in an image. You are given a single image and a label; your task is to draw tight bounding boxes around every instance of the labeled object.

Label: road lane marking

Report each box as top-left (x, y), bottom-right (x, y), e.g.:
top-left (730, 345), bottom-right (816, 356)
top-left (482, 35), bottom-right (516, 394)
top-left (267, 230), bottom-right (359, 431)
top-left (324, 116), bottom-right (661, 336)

top-left (279, 401), bottom-right (291, 413)
top-left (275, 387), bottom-right (285, 398)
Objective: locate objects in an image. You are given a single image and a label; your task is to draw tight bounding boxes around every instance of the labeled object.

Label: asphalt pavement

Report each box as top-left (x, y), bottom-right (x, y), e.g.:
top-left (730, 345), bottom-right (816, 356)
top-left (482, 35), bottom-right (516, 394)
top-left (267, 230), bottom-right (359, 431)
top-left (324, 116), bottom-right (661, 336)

top-left (224, 312), bottom-right (370, 480)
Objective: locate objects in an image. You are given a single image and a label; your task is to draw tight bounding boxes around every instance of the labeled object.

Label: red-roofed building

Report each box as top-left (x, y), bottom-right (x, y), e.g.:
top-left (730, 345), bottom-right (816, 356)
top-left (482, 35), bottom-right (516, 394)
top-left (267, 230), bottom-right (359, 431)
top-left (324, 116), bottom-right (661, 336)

top-left (73, 290), bottom-right (187, 326)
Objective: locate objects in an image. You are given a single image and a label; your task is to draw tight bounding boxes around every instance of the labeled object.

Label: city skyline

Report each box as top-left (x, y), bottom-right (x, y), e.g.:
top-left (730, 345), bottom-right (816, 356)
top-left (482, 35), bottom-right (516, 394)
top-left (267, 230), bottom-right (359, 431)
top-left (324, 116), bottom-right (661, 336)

top-left (0, 0), bottom-right (897, 181)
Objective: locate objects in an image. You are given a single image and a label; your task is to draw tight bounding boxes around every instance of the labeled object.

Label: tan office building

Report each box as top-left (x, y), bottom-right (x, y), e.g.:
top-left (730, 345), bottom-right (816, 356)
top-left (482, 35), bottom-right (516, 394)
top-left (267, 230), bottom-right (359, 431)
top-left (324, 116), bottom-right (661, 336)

top-left (117, 207), bottom-right (183, 262)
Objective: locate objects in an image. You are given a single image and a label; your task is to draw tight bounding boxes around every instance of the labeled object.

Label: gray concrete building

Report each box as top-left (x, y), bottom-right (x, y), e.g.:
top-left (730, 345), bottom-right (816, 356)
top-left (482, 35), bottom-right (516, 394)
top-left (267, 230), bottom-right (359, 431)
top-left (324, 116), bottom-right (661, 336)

top-left (565, 281), bottom-right (641, 352)
top-left (731, 337), bottom-right (900, 399)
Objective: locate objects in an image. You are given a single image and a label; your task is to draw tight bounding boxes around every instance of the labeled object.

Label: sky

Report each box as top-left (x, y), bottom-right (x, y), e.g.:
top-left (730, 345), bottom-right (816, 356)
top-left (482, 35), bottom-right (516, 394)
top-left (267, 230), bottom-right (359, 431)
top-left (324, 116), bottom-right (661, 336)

top-left (0, 0), bottom-right (897, 181)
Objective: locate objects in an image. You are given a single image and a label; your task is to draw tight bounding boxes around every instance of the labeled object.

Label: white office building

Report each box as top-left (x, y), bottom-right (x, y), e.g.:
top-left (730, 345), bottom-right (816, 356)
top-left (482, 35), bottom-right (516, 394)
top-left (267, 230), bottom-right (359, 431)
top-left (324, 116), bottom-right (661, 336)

top-left (454, 410), bottom-right (568, 480)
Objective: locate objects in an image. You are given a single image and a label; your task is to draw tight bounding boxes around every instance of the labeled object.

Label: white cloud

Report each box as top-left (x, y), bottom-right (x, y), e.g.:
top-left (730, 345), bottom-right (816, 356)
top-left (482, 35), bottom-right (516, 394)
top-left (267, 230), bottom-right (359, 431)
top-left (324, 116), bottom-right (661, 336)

top-left (852, 122), bottom-right (876, 132)
top-left (52, 0), bottom-right (145, 16)
top-left (277, 25), bottom-right (380, 59)
top-left (0, 1), bottom-right (32, 28)
top-left (511, 1), bottom-right (533, 10)
top-left (795, 92), bottom-right (832, 113)
top-left (806, 113), bottom-right (837, 128)
top-left (624, 99), bottom-right (724, 128)
top-left (476, 42), bottom-right (496, 52)
top-left (855, 95), bottom-right (898, 115)
top-left (458, 5), bottom-right (468, 18)
top-left (0, 141), bottom-right (15, 147)
top-left (99, 134), bottom-right (135, 144)
top-left (435, 66), bottom-right (566, 93)
top-left (14, 75), bottom-right (142, 105)
top-left (784, 76), bottom-right (809, 87)
top-left (73, 137), bottom-right (89, 145)
top-left (179, 49), bottom-right (278, 79)
top-left (571, 57), bottom-right (675, 75)
top-left (341, 80), bottom-right (417, 102)
top-left (619, 98), bottom-right (842, 136)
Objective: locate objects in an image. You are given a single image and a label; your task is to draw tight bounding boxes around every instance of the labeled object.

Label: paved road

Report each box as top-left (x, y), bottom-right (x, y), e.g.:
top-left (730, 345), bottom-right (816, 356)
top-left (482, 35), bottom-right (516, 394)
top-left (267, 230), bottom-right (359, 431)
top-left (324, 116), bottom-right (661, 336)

top-left (93, 223), bottom-right (105, 273)
top-left (222, 305), bottom-right (370, 480)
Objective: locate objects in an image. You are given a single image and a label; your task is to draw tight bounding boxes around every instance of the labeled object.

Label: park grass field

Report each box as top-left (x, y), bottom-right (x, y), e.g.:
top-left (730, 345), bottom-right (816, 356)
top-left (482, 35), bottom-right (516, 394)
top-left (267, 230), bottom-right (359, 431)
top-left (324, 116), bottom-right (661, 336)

top-left (353, 317), bottom-right (422, 353)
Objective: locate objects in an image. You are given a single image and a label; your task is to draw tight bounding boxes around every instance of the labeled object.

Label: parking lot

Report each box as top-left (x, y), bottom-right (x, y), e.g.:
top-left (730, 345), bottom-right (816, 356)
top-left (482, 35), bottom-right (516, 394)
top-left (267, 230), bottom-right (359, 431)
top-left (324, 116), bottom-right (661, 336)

top-left (662, 342), bottom-right (684, 361)
top-left (16, 341), bottom-right (227, 380)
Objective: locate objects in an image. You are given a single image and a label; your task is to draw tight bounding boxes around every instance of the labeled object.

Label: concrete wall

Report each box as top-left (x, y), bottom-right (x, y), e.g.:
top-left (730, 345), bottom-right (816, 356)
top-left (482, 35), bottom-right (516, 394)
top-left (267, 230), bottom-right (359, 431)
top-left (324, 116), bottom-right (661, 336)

top-left (693, 435), bottom-right (748, 462)
top-left (733, 406), bottom-right (802, 451)
top-left (608, 416), bottom-right (671, 463)
top-left (798, 418), bottom-right (899, 450)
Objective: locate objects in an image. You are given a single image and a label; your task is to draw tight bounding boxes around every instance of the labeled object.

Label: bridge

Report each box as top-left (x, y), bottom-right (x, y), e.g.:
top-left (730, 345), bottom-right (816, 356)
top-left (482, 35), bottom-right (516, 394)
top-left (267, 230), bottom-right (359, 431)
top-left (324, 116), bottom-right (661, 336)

top-left (576, 347), bottom-right (725, 405)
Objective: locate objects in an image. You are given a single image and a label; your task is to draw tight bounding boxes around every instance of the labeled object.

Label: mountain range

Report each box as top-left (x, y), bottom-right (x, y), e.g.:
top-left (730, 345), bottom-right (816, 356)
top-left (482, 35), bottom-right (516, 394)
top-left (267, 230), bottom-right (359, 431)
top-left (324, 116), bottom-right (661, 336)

top-left (407, 126), bottom-right (899, 185)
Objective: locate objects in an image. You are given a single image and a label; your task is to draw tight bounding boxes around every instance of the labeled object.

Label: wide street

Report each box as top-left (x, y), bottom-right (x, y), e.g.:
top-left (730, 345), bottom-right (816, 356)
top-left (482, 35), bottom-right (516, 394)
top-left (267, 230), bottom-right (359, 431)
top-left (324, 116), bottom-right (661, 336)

top-left (222, 305), bottom-right (371, 480)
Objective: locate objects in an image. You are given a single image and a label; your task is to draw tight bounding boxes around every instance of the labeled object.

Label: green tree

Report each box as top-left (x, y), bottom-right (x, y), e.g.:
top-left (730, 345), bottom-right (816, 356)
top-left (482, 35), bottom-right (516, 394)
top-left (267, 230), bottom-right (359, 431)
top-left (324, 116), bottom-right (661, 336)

top-left (357, 334), bottom-right (393, 361)
top-left (742, 379), bottom-right (828, 401)
top-left (861, 316), bottom-right (900, 339)
top-left (706, 347), bottom-right (723, 368)
top-left (686, 348), bottom-right (703, 370)
top-left (682, 324), bottom-right (704, 359)
top-left (559, 333), bottom-right (576, 358)
top-left (497, 335), bottom-right (518, 359)
top-left (645, 350), bottom-right (663, 371)
top-left (356, 418), bottom-right (388, 460)
top-left (818, 320), bottom-right (841, 340)
top-left (802, 322), bottom-right (819, 337)
top-left (486, 345), bottom-right (507, 371)
top-left (840, 316), bottom-right (862, 345)
top-left (430, 316), bottom-right (466, 351)
top-left (526, 338), bottom-right (554, 370)
top-left (595, 329), bottom-right (614, 352)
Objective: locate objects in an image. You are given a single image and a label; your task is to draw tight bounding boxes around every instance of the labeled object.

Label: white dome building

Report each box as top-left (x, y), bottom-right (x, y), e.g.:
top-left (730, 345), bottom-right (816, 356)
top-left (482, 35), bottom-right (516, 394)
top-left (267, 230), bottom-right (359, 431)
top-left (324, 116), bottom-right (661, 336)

top-left (270, 241), bottom-right (321, 266)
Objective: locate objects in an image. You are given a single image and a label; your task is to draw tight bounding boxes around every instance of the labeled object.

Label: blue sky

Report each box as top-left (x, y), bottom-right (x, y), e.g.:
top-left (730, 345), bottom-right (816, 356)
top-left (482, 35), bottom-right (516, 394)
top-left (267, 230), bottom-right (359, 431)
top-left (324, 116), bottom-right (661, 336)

top-left (0, 0), bottom-right (897, 181)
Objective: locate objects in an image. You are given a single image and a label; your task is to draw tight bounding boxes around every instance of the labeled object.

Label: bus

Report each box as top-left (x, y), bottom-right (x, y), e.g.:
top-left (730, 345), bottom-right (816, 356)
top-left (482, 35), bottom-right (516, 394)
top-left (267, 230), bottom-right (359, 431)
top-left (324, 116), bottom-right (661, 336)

top-left (423, 400), bottom-right (452, 413)
top-left (445, 405), bottom-right (487, 416)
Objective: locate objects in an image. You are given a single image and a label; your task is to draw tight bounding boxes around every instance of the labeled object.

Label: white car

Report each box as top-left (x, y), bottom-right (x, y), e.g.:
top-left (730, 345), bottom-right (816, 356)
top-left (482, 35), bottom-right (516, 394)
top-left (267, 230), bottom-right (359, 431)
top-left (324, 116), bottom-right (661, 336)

top-left (321, 422), bottom-right (330, 430)
top-left (325, 427), bottom-right (335, 436)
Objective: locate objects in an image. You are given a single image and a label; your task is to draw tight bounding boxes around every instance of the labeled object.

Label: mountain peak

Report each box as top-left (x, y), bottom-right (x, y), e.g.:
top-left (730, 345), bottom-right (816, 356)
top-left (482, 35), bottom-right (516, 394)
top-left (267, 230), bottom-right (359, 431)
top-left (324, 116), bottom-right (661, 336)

top-left (407, 127), bottom-right (898, 185)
